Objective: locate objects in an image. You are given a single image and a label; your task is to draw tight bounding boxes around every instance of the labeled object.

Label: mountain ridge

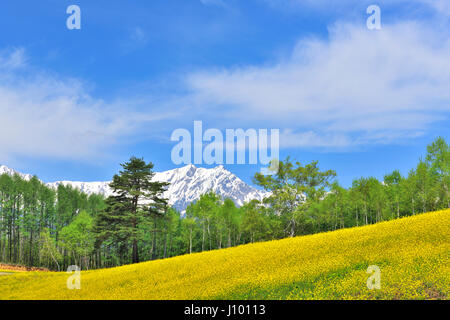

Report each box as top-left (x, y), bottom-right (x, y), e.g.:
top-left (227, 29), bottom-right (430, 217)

top-left (0, 164), bottom-right (269, 212)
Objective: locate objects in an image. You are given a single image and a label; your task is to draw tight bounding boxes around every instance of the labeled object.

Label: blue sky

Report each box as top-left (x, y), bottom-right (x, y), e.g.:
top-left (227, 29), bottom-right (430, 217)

top-left (0, 0), bottom-right (449, 187)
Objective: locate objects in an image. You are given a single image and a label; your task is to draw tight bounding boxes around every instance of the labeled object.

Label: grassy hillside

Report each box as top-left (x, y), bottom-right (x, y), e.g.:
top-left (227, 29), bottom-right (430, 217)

top-left (0, 209), bottom-right (448, 300)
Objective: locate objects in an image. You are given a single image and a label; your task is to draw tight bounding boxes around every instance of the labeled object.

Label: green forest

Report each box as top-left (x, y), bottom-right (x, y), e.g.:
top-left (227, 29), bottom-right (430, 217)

top-left (0, 137), bottom-right (448, 271)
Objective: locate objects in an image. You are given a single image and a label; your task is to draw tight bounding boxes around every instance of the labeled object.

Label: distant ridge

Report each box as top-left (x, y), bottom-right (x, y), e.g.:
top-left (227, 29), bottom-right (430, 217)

top-left (0, 164), bottom-right (269, 212)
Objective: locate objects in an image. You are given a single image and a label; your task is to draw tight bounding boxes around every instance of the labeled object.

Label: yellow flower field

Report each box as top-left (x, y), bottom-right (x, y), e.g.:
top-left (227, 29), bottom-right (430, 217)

top-left (0, 209), bottom-right (449, 300)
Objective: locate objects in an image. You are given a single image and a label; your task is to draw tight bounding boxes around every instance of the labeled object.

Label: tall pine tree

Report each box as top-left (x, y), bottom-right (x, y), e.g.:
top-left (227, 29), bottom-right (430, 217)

top-left (95, 157), bottom-right (168, 264)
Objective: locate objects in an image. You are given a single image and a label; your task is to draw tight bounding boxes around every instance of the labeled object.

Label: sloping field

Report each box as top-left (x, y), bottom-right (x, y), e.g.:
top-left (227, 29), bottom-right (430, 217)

top-left (0, 209), bottom-right (448, 300)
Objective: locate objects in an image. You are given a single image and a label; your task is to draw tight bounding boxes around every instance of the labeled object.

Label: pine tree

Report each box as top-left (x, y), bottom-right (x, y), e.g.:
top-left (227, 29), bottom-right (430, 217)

top-left (95, 157), bottom-right (168, 264)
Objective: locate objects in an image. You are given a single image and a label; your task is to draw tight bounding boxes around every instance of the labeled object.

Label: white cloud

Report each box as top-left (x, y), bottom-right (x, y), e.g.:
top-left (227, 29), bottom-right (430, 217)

top-left (120, 27), bottom-right (149, 53)
top-left (264, 0), bottom-right (450, 16)
top-left (186, 22), bottom-right (450, 148)
top-left (130, 27), bottom-right (148, 45)
top-left (0, 48), bottom-right (174, 162)
top-left (3, 18), bottom-right (448, 160)
top-left (419, 0), bottom-right (450, 16)
top-left (0, 48), bottom-right (27, 69)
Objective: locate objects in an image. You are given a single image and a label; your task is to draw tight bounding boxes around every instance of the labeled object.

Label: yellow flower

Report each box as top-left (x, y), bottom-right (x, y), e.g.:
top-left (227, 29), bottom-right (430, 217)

top-left (0, 209), bottom-right (448, 300)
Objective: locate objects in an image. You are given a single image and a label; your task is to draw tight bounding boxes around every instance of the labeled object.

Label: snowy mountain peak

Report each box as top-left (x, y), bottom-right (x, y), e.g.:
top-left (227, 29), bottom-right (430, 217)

top-left (151, 164), bottom-right (269, 211)
top-left (0, 165), bottom-right (34, 181)
top-left (178, 164), bottom-right (197, 177)
top-left (0, 164), bottom-right (270, 213)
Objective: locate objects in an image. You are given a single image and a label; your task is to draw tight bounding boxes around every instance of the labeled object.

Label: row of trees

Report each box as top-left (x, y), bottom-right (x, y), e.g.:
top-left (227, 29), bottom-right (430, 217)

top-left (95, 137), bottom-right (449, 259)
top-left (0, 137), bottom-right (448, 270)
top-left (0, 175), bottom-right (104, 270)
top-left (251, 137), bottom-right (449, 238)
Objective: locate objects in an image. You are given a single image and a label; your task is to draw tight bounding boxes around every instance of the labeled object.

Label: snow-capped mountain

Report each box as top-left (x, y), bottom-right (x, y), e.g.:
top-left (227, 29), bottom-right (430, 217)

top-left (1, 164), bottom-right (269, 212)
top-left (46, 180), bottom-right (113, 198)
top-left (152, 164), bottom-right (269, 212)
top-left (0, 165), bottom-right (34, 181)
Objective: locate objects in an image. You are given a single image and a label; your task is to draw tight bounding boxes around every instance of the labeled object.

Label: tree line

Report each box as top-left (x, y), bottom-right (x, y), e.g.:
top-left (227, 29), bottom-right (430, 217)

top-left (0, 137), bottom-right (448, 270)
top-left (0, 176), bottom-right (104, 270)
